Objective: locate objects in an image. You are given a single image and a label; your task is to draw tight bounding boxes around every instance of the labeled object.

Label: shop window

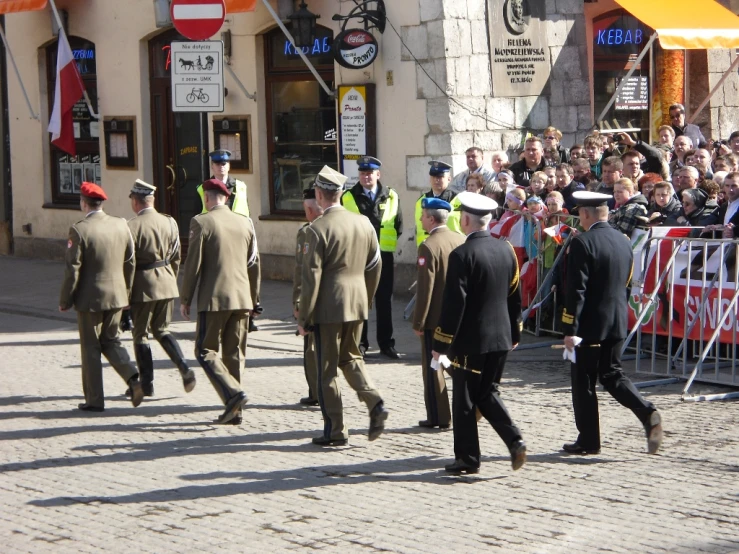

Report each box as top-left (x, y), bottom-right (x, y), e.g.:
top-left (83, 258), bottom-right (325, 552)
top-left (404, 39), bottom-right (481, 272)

top-left (264, 26), bottom-right (336, 215)
top-left (592, 10), bottom-right (653, 140)
top-left (46, 37), bottom-right (99, 205)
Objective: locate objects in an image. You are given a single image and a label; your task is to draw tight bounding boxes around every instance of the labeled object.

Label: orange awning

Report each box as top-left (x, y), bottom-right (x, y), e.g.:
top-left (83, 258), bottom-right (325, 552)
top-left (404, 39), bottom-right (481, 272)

top-left (616, 0), bottom-right (739, 50)
top-left (0, 0), bottom-right (47, 15)
top-left (225, 0), bottom-right (256, 13)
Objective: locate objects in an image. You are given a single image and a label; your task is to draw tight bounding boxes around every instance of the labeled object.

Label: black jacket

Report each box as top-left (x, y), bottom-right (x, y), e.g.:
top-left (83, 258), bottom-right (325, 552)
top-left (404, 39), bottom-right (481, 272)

top-left (647, 197), bottom-right (681, 225)
top-left (341, 182), bottom-right (403, 241)
top-left (562, 221), bottom-right (633, 341)
top-left (632, 140), bottom-right (667, 177)
top-left (509, 158), bottom-right (546, 188)
top-left (433, 231), bottom-right (522, 355)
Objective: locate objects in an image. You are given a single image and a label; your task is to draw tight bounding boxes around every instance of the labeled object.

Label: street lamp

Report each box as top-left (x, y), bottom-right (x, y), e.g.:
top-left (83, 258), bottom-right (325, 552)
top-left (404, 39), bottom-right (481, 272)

top-left (153, 0), bottom-right (172, 28)
top-left (288, 1), bottom-right (320, 49)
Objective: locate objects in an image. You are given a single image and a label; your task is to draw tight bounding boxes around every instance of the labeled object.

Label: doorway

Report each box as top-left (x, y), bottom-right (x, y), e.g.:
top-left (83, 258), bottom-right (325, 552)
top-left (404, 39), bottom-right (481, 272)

top-left (149, 29), bottom-right (209, 248)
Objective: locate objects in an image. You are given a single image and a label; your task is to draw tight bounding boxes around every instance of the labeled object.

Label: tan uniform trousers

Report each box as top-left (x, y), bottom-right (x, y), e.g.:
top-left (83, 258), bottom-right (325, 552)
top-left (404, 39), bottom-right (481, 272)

top-left (304, 334), bottom-right (318, 400)
top-left (195, 310), bottom-right (247, 404)
top-left (130, 299), bottom-right (174, 345)
top-left (313, 321), bottom-right (382, 440)
top-left (77, 309), bottom-right (138, 408)
top-left (421, 330), bottom-right (452, 426)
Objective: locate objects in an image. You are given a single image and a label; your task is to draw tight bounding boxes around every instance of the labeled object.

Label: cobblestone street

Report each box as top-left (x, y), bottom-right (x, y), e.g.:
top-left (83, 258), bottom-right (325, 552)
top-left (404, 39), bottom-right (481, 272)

top-left (0, 256), bottom-right (737, 553)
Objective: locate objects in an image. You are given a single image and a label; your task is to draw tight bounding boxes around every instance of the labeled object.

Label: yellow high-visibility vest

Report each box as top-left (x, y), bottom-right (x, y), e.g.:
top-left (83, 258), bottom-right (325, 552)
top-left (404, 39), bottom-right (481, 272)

top-left (415, 194), bottom-right (462, 246)
top-left (341, 188), bottom-right (400, 252)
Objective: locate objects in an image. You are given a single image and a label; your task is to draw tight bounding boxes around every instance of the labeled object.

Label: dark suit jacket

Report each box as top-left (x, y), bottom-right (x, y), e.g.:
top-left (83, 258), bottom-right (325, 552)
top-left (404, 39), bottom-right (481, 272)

top-left (433, 231), bottom-right (522, 355)
top-left (562, 221), bottom-right (633, 341)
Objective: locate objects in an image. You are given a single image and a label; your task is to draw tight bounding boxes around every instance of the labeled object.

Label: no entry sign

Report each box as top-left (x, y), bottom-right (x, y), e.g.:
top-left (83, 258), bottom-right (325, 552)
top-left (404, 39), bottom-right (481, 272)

top-left (170, 0), bottom-right (226, 41)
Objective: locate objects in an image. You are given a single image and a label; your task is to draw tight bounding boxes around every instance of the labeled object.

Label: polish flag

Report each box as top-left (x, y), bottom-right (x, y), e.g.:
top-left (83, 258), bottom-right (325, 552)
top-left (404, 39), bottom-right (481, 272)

top-left (48, 33), bottom-right (85, 155)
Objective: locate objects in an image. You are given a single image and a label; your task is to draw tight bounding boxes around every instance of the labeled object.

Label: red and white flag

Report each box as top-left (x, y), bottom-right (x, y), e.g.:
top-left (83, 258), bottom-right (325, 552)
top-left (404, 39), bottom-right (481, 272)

top-left (48, 33), bottom-right (85, 155)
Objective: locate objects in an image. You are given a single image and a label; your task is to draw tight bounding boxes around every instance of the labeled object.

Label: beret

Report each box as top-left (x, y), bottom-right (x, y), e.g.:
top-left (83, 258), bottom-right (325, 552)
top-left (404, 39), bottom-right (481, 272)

top-left (80, 182), bottom-right (107, 201)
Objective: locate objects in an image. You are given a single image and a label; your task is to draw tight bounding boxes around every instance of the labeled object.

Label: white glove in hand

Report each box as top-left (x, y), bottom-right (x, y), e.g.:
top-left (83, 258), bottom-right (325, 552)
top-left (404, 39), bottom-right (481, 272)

top-left (563, 336), bottom-right (582, 363)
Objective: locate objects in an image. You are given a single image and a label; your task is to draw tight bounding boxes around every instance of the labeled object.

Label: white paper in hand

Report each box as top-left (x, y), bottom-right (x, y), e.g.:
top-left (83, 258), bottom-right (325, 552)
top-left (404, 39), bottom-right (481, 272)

top-left (563, 336), bottom-right (583, 363)
top-left (430, 355), bottom-right (452, 371)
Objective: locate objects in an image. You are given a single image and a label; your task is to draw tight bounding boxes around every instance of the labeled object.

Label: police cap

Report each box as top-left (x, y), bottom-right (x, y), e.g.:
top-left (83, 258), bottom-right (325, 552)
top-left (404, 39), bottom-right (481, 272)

top-left (358, 156), bottom-right (382, 171)
top-left (209, 149), bottom-right (232, 163)
top-left (428, 160), bottom-right (452, 176)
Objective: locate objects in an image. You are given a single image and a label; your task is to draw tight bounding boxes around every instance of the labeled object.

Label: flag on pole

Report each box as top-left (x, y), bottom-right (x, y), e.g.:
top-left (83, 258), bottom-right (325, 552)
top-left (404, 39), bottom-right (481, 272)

top-left (48, 33), bottom-right (85, 155)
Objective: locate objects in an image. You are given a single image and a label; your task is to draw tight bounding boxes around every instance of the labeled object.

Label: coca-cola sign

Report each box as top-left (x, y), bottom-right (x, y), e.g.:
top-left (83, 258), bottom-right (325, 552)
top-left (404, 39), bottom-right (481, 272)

top-left (333, 29), bottom-right (379, 69)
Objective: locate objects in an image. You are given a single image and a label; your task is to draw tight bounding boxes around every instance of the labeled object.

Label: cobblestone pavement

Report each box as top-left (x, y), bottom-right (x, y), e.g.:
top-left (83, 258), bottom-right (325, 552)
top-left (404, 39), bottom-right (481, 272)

top-left (0, 256), bottom-right (738, 553)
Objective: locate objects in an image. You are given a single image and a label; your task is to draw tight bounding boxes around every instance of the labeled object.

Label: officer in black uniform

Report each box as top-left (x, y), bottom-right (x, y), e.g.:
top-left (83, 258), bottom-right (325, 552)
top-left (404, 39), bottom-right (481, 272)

top-left (561, 191), bottom-right (663, 456)
top-left (341, 156), bottom-right (404, 359)
top-left (432, 191), bottom-right (527, 474)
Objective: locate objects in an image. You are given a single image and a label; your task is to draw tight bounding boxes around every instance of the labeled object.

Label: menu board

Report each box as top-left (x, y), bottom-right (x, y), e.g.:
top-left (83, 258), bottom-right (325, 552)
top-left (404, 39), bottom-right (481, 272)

top-left (615, 76), bottom-right (649, 111)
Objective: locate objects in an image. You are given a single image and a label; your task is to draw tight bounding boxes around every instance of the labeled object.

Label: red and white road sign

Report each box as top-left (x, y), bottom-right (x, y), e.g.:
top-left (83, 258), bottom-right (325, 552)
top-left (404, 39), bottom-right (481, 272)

top-left (170, 0), bottom-right (226, 41)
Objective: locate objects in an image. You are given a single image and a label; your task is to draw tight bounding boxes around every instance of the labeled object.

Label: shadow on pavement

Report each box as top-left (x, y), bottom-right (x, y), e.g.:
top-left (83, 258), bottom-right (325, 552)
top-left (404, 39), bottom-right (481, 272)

top-left (0, 403), bottom-right (224, 422)
top-left (0, 338), bottom-right (81, 347)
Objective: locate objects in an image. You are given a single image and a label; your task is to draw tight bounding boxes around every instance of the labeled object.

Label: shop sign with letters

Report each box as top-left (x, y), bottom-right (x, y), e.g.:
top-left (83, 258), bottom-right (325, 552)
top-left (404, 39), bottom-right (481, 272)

top-left (333, 29), bottom-right (379, 69)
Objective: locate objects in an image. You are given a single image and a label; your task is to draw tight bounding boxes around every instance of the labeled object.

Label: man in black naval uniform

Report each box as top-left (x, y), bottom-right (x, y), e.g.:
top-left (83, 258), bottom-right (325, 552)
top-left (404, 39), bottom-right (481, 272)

top-left (341, 156), bottom-right (403, 359)
top-left (432, 191), bottom-right (527, 474)
top-left (561, 191), bottom-right (663, 456)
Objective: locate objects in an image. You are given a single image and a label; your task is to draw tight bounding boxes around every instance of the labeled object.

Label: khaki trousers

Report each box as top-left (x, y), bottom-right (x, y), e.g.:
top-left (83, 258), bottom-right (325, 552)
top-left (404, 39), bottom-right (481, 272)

top-left (77, 310), bottom-right (138, 408)
top-left (313, 321), bottom-right (382, 440)
top-left (130, 299), bottom-right (173, 345)
top-left (195, 310), bottom-right (247, 404)
top-left (421, 330), bottom-right (452, 426)
top-left (304, 334), bottom-right (318, 400)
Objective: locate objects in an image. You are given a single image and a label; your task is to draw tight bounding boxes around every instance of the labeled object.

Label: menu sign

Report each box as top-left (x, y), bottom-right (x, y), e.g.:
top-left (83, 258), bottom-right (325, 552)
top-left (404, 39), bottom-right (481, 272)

top-left (615, 76), bottom-right (649, 111)
top-left (339, 86), bottom-right (368, 186)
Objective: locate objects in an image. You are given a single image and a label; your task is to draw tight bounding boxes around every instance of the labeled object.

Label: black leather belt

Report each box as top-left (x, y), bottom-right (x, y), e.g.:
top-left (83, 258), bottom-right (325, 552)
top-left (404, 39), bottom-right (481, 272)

top-left (136, 259), bottom-right (169, 271)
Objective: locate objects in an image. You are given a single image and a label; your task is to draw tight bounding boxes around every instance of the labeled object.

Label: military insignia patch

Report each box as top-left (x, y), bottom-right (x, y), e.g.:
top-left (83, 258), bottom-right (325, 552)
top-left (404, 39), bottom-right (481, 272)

top-left (418, 257), bottom-right (426, 266)
top-left (67, 239), bottom-right (73, 249)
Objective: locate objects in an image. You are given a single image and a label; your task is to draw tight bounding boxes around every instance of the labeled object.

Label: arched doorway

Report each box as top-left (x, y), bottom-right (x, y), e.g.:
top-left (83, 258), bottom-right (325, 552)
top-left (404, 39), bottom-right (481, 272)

top-left (148, 29), bottom-right (209, 246)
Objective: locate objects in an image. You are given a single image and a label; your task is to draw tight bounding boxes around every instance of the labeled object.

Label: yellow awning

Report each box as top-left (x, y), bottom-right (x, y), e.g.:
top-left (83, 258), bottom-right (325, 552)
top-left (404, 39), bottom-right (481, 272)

top-left (225, 0), bottom-right (256, 13)
top-left (0, 0), bottom-right (47, 15)
top-left (616, 0), bottom-right (739, 50)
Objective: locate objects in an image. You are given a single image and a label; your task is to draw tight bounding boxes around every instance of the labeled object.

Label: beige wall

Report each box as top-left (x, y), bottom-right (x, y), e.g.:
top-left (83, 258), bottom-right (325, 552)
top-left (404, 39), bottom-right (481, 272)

top-left (6, 0), bottom-right (426, 267)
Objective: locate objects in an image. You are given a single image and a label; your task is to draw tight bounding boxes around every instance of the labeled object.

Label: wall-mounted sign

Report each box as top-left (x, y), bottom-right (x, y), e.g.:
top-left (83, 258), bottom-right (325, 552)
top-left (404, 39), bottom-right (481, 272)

top-left (338, 85), bottom-right (376, 186)
top-left (615, 76), bottom-right (649, 111)
top-left (488, 0), bottom-right (551, 97)
top-left (333, 29), bottom-right (379, 69)
top-left (170, 41), bottom-right (224, 113)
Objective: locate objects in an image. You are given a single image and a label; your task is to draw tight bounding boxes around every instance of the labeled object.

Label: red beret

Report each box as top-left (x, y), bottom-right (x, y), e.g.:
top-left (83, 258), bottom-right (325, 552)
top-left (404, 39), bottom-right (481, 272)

top-left (202, 178), bottom-right (230, 197)
top-left (80, 182), bottom-right (107, 201)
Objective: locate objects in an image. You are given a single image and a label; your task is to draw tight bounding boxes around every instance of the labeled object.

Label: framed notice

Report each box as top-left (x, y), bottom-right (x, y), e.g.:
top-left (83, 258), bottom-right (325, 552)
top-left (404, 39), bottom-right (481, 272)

top-left (103, 116), bottom-right (137, 169)
top-left (338, 85), bottom-right (376, 188)
top-left (212, 116), bottom-right (251, 171)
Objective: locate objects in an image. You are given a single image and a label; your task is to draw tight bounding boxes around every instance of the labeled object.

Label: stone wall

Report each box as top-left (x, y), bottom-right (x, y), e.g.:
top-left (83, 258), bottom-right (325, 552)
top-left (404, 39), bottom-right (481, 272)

top-left (401, 0), bottom-right (593, 190)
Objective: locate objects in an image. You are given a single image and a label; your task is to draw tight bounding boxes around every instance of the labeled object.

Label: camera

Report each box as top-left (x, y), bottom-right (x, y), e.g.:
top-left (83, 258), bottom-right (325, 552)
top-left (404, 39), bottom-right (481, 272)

top-left (714, 139), bottom-right (728, 151)
top-left (614, 133), bottom-right (625, 142)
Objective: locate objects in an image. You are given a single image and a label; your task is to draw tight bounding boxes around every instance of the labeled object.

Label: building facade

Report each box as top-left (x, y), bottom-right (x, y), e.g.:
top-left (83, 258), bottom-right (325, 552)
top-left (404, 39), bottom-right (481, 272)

top-left (4, 0), bottom-right (739, 288)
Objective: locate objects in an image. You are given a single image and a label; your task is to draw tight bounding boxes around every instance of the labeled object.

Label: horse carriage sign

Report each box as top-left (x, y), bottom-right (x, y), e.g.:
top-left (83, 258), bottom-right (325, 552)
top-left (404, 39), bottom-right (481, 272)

top-left (170, 41), bottom-right (224, 113)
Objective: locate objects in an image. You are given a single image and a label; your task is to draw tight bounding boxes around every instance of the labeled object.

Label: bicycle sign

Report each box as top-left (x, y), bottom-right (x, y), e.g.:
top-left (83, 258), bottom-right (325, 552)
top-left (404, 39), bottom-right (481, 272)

top-left (171, 41), bottom-right (223, 112)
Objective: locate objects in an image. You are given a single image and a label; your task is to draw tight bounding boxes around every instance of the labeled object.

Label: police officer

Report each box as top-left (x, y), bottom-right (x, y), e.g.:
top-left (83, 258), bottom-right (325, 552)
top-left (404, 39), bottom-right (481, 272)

top-left (298, 166), bottom-right (388, 446)
top-left (126, 179), bottom-right (196, 397)
top-left (197, 149), bottom-right (260, 332)
top-left (415, 161), bottom-right (462, 246)
top-left (59, 182), bottom-right (144, 411)
top-left (292, 187), bottom-right (323, 406)
top-left (432, 192), bottom-right (526, 474)
top-left (412, 197), bottom-right (464, 429)
top-left (180, 179), bottom-right (260, 425)
top-left (561, 191), bottom-right (663, 455)
top-left (341, 156), bottom-right (403, 359)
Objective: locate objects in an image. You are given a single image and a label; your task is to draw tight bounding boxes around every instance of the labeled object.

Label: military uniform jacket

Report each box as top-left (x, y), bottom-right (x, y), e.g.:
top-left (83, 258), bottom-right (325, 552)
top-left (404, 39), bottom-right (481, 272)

top-left (561, 221), bottom-right (633, 341)
top-left (298, 206), bottom-right (382, 327)
top-left (432, 231), bottom-right (522, 355)
top-left (341, 182), bottom-right (403, 239)
top-left (292, 223), bottom-right (309, 311)
top-left (412, 226), bottom-right (465, 331)
top-left (128, 208), bottom-right (180, 303)
top-left (180, 205), bottom-right (259, 312)
top-left (59, 211), bottom-right (135, 312)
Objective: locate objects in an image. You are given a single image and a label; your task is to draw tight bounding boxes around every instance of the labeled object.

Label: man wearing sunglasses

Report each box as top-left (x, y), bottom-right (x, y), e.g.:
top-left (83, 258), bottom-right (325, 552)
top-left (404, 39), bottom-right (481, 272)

top-left (669, 103), bottom-right (706, 149)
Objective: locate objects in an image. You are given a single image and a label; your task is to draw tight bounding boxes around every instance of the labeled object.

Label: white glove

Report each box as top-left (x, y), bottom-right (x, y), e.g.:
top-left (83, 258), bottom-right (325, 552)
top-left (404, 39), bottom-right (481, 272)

top-left (431, 355), bottom-right (451, 371)
top-left (563, 337), bottom-right (582, 362)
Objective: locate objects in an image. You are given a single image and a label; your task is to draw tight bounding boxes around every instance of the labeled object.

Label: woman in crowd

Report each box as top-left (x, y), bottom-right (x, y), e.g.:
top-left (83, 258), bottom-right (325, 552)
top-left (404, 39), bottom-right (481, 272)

top-left (665, 188), bottom-right (719, 231)
top-left (497, 169), bottom-right (516, 190)
top-left (638, 173), bottom-right (662, 204)
top-left (465, 173), bottom-right (486, 194)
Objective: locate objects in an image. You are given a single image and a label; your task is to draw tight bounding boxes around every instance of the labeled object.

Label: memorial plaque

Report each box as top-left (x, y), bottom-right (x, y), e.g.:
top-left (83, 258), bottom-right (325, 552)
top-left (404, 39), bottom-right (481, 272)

top-left (488, 0), bottom-right (551, 97)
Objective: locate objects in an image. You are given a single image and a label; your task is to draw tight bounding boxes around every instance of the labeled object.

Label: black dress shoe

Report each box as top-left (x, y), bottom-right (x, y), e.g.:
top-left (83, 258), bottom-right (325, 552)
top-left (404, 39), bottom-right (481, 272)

top-left (228, 416), bottom-right (243, 425)
top-left (128, 377), bottom-right (144, 407)
top-left (562, 442), bottom-right (601, 455)
top-left (249, 319), bottom-right (259, 332)
top-left (445, 459), bottom-right (480, 474)
top-left (312, 436), bottom-right (348, 446)
top-left (359, 345), bottom-right (367, 358)
top-left (124, 383), bottom-right (152, 398)
top-left (77, 403), bottom-right (104, 412)
top-left (380, 346), bottom-right (400, 359)
top-left (418, 420), bottom-right (450, 429)
top-left (181, 370), bottom-right (197, 393)
top-left (368, 402), bottom-right (389, 441)
top-left (509, 439), bottom-right (527, 471)
top-left (645, 410), bottom-right (663, 455)
top-left (300, 396), bottom-right (319, 406)
top-left (218, 391), bottom-right (247, 424)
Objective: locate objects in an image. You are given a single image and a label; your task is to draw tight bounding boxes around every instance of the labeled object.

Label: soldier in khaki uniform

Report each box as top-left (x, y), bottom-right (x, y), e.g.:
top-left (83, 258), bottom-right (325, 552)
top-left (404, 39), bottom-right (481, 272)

top-left (412, 197), bottom-right (465, 429)
top-left (59, 182), bottom-right (144, 411)
top-left (292, 187), bottom-right (323, 406)
top-left (180, 178), bottom-right (260, 425)
top-left (298, 166), bottom-right (388, 446)
top-left (126, 180), bottom-right (196, 397)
